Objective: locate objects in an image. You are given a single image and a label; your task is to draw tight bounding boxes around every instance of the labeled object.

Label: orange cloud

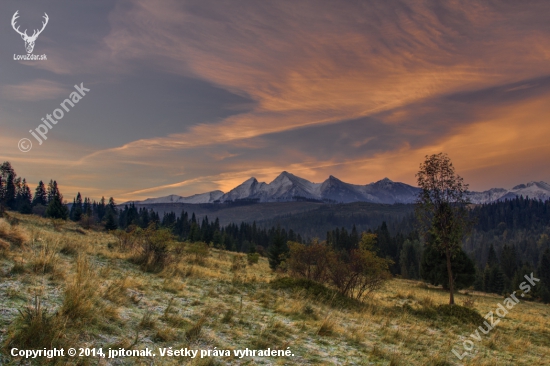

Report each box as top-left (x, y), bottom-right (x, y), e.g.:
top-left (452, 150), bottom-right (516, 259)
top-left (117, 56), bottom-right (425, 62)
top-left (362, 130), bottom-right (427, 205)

top-left (4, 0), bottom-right (550, 200)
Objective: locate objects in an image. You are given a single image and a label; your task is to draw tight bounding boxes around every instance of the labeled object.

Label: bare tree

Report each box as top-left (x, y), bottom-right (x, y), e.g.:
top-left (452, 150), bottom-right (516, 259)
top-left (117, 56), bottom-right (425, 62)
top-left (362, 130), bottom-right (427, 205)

top-left (416, 153), bottom-right (471, 305)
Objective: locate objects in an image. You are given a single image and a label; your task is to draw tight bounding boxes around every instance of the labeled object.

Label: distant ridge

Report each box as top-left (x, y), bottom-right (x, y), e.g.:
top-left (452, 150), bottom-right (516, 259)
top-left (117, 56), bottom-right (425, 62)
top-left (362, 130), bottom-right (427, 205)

top-left (124, 173), bottom-right (550, 205)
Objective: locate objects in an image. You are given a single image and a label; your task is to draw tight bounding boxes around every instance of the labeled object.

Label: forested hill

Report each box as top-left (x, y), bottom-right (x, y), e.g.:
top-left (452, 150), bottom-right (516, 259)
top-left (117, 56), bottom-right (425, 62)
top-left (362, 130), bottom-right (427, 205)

top-left (464, 196), bottom-right (550, 270)
top-left (253, 202), bottom-right (415, 239)
top-left (126, 197), bottom-right (549, 284)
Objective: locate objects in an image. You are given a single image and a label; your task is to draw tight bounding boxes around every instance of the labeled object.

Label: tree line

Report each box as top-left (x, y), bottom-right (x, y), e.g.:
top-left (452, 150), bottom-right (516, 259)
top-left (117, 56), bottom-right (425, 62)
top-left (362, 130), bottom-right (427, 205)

top-left (2, 159), bottom-right (549, 302)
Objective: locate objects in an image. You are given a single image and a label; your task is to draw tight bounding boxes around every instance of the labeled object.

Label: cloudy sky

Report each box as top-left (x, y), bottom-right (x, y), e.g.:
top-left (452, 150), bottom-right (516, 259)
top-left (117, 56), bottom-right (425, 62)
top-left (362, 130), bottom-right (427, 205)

top-left (1, 0), bottom-right (549, 201)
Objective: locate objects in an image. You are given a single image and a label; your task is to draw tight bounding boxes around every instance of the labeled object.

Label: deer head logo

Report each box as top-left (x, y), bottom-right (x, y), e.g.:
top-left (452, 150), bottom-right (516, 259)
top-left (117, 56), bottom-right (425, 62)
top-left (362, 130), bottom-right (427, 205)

top-left (11, 11), bottom-right (49, 54)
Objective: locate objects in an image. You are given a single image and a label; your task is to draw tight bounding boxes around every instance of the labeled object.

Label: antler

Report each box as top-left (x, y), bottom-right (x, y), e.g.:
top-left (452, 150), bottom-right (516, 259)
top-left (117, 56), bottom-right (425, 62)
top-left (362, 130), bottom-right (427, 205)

top-left (11, 10), bottom-right (28, 37)
top-left (29, 13), bottom-right (49, 40)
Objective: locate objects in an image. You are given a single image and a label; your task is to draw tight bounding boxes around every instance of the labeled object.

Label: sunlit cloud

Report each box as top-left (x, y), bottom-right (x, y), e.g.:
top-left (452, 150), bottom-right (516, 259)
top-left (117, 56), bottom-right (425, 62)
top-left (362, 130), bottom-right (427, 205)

top-left (2, 0), bottom-right (550, 201)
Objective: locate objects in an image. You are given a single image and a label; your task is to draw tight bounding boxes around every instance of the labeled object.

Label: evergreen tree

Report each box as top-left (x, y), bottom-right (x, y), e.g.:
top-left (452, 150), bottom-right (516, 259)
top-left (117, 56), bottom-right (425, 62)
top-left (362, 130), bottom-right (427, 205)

top-left (473, 267), bottom-right (484, 291)
top-left (487, 244), bottom-right (498, 267)
top-left (45, 195), bottom-right (68, 220)
top-left (16, 178), bottom-right (32, 214)
top-left (189, 222), bottom-right (201, 242)
top-left (32, 181), bottom-right (48, 206)
top-left (488, 265), bottom-right (505, 295)
top-left (538, 248), bottom-right (550, 303)
top-left (96, 196), bottom-right (106, 221)
top-left (47, 180), bottom-right (56, 203)
top-left (212, 229), bottom-right (223, 247)
top-left (107, 197), bottom-right (117, 214)
top-left (420, 243), bottom-right (476, 290)
top-left (104, 211), bottom-right (118, 231)
top-left (268, 226), bottom-right (288, 270)
top-left (4, 173), bottom-right (16, 210)
top-left (0, 176), bottom-right (5, 215)
top-left (482, 265), bottom-right (491, 292)
top-left (45, 181), bottom-right (68, 220)
top-left (500, 244), bottom-right (517, 280)
top-left (399, 239), bottom-right (422, 279)
top-left (70, 192), bottom-right (83, 221)
top-left (0, 162), bottom-right (16, 212)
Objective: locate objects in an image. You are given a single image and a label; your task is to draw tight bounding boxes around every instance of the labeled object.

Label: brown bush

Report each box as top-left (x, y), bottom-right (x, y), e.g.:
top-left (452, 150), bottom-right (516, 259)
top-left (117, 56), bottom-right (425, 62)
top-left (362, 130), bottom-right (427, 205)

top-left (79, 214), bottom-right (96, 230)
top-left (186, 241), bottom-right (209, 265)
top-left (131, 225), bottom-right (174, 273)
top-left (287, 240), bottom-right (332, 283)
top-left (113, 229), bottom-right (138, 251)
top-left (287, 233), bottom-right (392, 301)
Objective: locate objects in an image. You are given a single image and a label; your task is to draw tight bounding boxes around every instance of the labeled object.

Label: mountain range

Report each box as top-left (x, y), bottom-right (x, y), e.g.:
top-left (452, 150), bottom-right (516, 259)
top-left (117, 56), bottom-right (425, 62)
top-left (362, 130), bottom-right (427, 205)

top-left (129, 172), bottom-right (550, 205)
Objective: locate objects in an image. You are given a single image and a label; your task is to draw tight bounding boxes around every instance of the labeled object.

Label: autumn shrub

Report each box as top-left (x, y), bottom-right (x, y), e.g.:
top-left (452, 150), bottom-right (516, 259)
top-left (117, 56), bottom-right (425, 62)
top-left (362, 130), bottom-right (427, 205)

top-left (132, 224), bottom-right (174, 273)
top-left (286, 233), bottom-right (392, 301)
top-left (113, 228), bottom-right (138, 251)
top-left (287, 240), bottom-right (331, 283)
top-left (186, 241), bottom-right (209, 265)
top-left (247, 252), bottom-right (260, 265)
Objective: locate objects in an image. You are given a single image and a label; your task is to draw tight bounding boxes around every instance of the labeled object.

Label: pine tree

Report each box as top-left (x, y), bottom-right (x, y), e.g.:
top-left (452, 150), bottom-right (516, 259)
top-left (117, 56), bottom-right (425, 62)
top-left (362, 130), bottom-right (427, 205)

top-left (538, 248), bottom-right (550, 303)
top-left (0, 176), bottom-right (5, 215)
top-left (420, 243), bottom-right (476, 290)
top-left (4, 173), bottom-right (16, 210)
top-left (104, 212), bottom-right (118, 231)
top-left (268, 226), bottom-right (288, 270)
top-left (45, 181), bottom-right (68, 220)
top-left (71, 193), bottom-right (83, 221)
top-left (487, 244), bottom-right (498, 267)
top-left (488, 265), bottom-right (505, 295)
top-left (97, 196), bottom-right (106, 221)
top-left (483, 265), bottom-right (491, 292)
top-left (32, 181), bottom-right (48, 206)
top-left (473, 267), bottom-right (484, 291)
top-left (16, 178), bottom-right (32, 214)
top-left (189, 222), bottom-right (200, 242)
top-left (500, 244), bottom-right (517, 280)
top-left (399, 239), bottom-right (422, 279)
top-left (47, 180), bottom-right (56, 203)
top-left (107, 197), bottom-right (117, 214)
top-left (45, 195), bottom-right (68, 220)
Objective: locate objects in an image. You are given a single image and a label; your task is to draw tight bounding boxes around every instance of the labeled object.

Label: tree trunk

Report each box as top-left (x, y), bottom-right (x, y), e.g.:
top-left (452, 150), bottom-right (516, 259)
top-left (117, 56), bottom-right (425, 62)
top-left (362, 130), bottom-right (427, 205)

top-left (445, 247), bottom-right (455, 305)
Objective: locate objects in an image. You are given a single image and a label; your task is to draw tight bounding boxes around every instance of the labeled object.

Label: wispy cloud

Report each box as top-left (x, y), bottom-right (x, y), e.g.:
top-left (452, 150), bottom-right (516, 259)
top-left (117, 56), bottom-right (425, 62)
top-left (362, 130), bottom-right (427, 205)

top-left (1, 79), bottom-right (68, 101)
top-left (2, 0), bottom-right (550, 200)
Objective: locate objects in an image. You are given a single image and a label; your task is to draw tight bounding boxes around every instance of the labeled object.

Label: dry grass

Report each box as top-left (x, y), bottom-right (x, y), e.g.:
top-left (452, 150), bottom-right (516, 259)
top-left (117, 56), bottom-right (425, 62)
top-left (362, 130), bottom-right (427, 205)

top-left (28, 240), bottom-right (60, 275)
top-left (185, 315), bottom-right (207, 342)
top-left (103, 276), bottom-right (131, 305)
top-left (139, 310), bottom-right (157, 329)
top-left (0, 218), bottom-right (28, 247)
top-left (316, 315), bottom-right (335, 336)
top-left (61, 255), bottom-right (101, 324)
top-left (3, 296), bottom-right (67, 351)
top-left (1, 212), bottom-right (549, 366)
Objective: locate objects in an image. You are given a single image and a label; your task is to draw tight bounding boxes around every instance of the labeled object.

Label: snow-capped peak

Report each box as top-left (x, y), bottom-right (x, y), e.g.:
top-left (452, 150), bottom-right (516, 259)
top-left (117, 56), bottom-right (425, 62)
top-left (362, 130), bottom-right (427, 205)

top-left (129, 174), bottom-right (549, 205)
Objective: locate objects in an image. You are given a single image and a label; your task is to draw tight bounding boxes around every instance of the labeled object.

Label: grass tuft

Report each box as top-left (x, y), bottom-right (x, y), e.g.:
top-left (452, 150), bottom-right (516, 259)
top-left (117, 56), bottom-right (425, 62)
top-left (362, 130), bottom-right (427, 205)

top-left (61, 256), bottom-right (100, 325)
top-left (3, 296), bottom-right (66, 352)
top-left (0, 219), bottom-right (28, 246)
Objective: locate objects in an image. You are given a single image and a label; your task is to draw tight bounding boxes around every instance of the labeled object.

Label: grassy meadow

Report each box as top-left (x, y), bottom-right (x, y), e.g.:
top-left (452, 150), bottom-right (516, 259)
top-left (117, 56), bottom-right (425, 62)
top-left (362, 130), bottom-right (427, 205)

top-left (0, 212), bottom-right (548, 365)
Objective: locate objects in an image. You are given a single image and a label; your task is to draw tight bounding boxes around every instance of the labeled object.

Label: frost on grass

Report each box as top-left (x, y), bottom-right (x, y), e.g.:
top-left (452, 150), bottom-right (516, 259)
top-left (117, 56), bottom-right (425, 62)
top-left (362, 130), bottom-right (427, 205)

top-left (0, 213), bottom-right (549, 365)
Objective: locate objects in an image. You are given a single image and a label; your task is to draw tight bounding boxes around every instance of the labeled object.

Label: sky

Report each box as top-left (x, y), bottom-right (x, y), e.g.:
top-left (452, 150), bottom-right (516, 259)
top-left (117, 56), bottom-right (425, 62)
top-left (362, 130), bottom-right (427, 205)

top-left (1, 0), bottom-right (549, 202)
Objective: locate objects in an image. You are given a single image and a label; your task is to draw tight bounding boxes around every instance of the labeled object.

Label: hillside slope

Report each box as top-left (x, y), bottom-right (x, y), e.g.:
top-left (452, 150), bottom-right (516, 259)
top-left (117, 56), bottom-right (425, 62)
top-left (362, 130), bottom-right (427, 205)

top-left (0, 213), bottom-right (549, 365)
